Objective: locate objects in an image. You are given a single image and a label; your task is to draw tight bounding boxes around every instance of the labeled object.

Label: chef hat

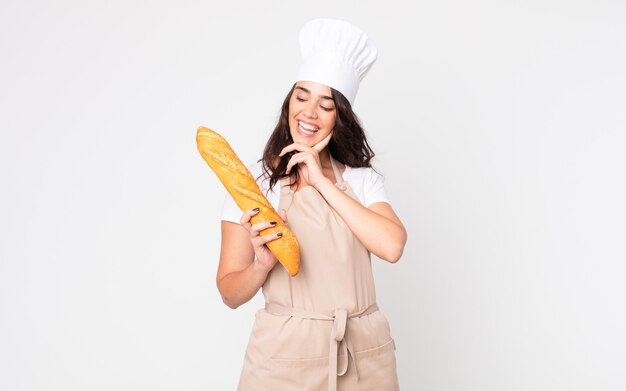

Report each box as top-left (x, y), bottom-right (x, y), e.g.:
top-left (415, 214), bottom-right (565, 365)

top-left (294, 18), bottom-right (377, 106)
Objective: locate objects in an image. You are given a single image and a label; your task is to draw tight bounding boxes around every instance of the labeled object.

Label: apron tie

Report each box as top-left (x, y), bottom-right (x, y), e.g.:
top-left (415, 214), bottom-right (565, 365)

top-left (265, 302), bottom-right (379, 391)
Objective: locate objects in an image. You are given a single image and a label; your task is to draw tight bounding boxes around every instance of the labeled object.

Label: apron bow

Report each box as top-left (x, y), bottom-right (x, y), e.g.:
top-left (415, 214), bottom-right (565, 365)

top-left (265, 303), bottom-right (379, 391)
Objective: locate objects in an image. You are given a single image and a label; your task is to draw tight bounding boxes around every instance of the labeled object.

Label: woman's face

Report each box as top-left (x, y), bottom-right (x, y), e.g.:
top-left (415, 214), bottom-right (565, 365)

top-left (288, 80), bottom-right (337, 147)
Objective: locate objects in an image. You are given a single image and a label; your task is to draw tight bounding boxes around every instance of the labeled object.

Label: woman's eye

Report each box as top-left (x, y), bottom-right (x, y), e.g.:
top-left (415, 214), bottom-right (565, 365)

top-left (296, 97), bottom-right (306, 102)
top-left (321, 106), bottom-right (334, 112)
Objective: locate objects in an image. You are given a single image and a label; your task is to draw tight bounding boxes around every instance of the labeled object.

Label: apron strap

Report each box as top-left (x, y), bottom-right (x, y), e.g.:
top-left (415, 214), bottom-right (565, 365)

top-left (265, 302), bottom-right (379, 391)
top-left (329, 154), bottom-right (347, 191)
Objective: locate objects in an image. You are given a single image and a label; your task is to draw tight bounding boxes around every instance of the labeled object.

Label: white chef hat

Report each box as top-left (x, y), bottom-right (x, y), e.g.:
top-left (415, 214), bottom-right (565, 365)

top-left (294, 18), bottom-right (377, 106)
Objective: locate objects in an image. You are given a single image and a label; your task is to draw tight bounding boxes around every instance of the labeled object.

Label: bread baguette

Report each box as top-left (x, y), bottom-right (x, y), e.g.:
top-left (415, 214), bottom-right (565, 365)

top-left (196, 126), bottom-right (300, 276)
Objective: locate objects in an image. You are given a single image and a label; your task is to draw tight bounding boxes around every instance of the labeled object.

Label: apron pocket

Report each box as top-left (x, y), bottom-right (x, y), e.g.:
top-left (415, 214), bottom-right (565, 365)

top-left (269, 356), bottom-right (328, 390)
top-left (268, 339), bottom-right (398, 390)
top-left (351, 338), bottom-right (400, 391)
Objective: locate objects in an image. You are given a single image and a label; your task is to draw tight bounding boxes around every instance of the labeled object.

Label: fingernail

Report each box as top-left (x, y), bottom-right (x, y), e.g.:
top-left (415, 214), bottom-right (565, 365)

top-left (276, 232), bottom-right (283, 237)
top-left (252, 207), bottom-right (259, 212)
top-left (270, 221), bottom-right (277, 226)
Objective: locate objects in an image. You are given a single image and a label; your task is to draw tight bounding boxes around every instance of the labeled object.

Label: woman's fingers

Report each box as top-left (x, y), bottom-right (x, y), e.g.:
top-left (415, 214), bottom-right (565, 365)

top-left (256, 231), bottom-right (284, 246)
top-left (281, 133), bottom-right (333, 174)
top-left (279, 132), bottom-right (333, 156)
top-left (279, 142), bottom-right (311, 157)
top-left (239, 207), bottom-right (260, 227)
top-left (285, 152), bottom-right (309, 174)
top-left (249, 220), bottom-right (277, 235)
top-left (241, 207), bottom-right (286, 241)
top-left (312, 131), bottom-right (333, 152)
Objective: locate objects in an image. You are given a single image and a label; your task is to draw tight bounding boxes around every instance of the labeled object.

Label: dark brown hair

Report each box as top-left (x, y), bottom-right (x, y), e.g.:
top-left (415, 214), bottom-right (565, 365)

top-left (260, 83), bottom-right (376, 191)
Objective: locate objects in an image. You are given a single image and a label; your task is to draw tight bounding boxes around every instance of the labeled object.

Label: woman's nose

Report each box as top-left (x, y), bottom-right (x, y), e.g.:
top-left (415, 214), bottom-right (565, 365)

top-left (303, 100), bottom-right (318, 118)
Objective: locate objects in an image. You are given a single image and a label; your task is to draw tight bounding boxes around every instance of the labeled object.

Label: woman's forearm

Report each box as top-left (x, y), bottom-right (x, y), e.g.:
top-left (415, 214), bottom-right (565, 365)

top-left (315, 178), bottom-right (407, 262)
top-left (217, 259), bottom-right (271, 309)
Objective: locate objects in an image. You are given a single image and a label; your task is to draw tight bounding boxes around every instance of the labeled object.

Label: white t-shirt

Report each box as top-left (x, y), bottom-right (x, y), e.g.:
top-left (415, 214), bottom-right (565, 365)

top-left (221, 161), bottom-right (389, 223)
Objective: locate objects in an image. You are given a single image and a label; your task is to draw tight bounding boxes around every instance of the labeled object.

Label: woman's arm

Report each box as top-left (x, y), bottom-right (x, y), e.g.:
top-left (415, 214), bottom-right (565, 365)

top-left (316, 179), bottom-right (407, 263)
top-left (216, 209), bottom-right (287, 309)
top-left (280, 135), bottom-right (407, 263)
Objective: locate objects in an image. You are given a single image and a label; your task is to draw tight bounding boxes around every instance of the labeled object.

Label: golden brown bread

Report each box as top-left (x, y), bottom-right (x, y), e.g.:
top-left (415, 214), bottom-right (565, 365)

top-left (196, 126), bottom-right (300, 276)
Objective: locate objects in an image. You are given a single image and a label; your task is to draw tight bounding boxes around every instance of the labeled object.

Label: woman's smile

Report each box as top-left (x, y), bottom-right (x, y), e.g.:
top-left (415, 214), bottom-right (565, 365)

top-left (296, 120), bottom-right (320, 137)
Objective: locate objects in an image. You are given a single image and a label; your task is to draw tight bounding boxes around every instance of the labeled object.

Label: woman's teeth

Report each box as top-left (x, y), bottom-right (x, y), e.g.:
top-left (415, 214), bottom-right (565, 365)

top-left (298, 121), bottom-right (319, 136)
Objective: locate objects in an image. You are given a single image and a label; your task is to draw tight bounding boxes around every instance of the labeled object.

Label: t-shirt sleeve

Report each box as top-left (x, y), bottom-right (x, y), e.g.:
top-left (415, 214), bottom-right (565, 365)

top-left (363, 168), bottom-right (390, 207)
top-left (220, 192), bottom-right (242, 224)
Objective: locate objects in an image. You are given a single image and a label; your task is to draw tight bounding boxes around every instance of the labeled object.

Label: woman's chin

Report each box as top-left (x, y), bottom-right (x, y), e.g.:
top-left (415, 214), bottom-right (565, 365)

top-left (291, 134), bottom-right (318, 146)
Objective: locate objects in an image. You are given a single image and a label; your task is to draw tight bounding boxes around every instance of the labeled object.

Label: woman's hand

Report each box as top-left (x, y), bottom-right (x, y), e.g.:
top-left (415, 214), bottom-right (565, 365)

top-left (239, 208), bottom-right (289, 272)
top-left (279, 132), bottom-right (333, 188)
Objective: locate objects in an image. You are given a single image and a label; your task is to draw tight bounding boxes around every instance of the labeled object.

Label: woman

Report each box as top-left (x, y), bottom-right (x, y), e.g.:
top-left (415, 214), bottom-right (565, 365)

top-left (219, 19), bottom-right (407, 390)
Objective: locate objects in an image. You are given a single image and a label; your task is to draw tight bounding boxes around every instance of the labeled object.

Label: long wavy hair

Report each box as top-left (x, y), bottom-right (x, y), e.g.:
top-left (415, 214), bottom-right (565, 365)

top-left (260, 83), bottom-right (376, 191)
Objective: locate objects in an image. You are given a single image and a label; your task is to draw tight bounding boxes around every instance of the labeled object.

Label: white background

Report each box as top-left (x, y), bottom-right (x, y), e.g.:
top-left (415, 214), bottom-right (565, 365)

top-left (1, 1), bottom-right (625, 390)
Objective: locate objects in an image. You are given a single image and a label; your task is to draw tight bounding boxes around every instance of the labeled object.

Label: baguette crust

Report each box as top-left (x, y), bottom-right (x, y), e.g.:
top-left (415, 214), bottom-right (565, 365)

top-left (196, 126), bottom-right (300, 276)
